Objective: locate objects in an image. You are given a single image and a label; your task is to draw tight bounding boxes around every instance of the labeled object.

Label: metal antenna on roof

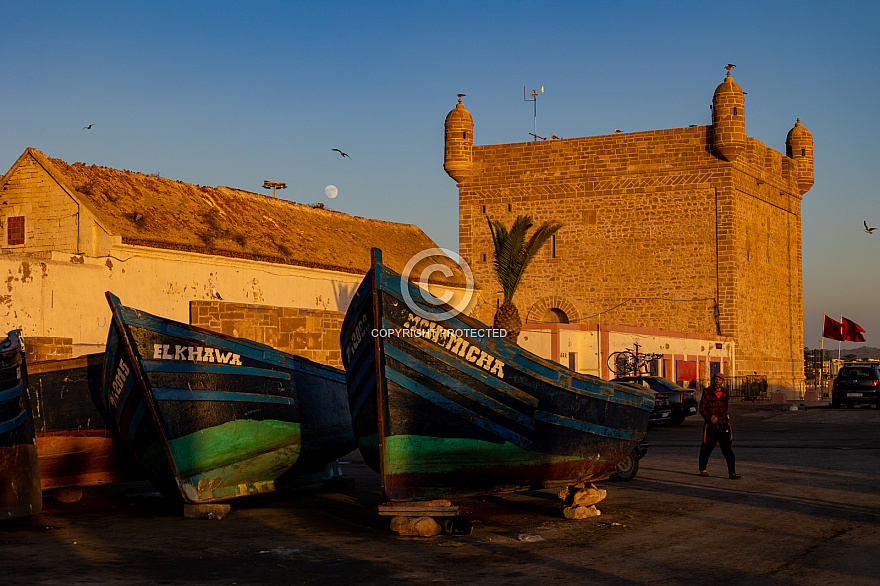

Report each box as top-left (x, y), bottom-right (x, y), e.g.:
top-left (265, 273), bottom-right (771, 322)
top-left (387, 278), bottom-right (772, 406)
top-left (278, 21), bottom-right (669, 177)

top-left (524, 86), bottom-right (544, 141)
top-left (263, 180), bottom-right (287, 198)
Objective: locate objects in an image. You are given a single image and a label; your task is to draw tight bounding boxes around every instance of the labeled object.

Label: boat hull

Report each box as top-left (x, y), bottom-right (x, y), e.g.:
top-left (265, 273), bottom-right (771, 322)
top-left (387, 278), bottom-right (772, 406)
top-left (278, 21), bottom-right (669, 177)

top-left (27, 354), bottom-right (140, 491)
top-left (341, 252), bottom-right (653, 502)
top-left (102, 293), bottom-right (356, 503)
top-left (0, 331), bottom-right (42, 519)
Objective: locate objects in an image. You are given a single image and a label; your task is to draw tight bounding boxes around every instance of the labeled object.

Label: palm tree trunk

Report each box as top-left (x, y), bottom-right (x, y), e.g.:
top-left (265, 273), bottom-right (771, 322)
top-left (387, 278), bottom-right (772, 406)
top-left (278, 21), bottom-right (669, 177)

top-left (493, 301), bottom-right (522, 343)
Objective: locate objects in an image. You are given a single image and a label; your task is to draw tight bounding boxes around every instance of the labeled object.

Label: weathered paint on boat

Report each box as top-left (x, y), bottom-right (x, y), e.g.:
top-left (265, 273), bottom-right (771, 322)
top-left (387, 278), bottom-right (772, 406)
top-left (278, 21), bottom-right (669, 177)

top-left (102, 292), bottom-right (356, 503)
top-left (340, 250), bottom-right (654, 502)
top-left (27, 353), bottom-right (141, 491)
top-left (0, 331), bottom-right (42, 519)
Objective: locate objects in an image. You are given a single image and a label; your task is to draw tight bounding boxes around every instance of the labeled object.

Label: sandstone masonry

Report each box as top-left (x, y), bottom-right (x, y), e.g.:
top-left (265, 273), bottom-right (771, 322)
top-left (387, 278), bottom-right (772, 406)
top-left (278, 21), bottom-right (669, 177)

top-left (445, 71), bottom-right (813, 390)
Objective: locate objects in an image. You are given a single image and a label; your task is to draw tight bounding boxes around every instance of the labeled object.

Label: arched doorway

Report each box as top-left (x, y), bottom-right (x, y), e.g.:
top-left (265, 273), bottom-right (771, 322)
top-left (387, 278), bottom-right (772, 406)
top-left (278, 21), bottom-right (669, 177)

top-left (541, 308), bottom-right (569, 324)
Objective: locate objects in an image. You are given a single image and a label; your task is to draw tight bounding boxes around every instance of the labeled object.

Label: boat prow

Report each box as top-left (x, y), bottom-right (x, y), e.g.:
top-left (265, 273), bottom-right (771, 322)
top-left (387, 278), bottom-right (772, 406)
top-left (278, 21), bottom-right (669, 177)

top-left (102, 292), bottom-right (356, 503)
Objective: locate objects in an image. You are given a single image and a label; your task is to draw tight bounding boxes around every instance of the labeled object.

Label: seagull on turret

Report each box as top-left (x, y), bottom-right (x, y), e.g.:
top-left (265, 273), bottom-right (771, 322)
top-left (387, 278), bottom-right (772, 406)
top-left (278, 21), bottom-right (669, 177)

top-left (865, 221), bottom-right (876, 234)
top-left (726, 64), bottom-right (736, 71)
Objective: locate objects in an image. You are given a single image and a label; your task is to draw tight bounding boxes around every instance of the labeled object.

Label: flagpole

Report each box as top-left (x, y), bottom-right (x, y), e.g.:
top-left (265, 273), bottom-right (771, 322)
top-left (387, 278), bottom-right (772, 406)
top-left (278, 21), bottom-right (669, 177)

top-left (839, 315), bottom-right (844, 364)
top-left (821, 313), bottom-right (826, 396)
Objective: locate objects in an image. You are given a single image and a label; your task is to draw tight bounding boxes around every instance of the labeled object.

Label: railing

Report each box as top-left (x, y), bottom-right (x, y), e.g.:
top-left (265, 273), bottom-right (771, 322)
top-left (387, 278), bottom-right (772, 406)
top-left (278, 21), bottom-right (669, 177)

top-left (680, 376), bottom-right (770, 401)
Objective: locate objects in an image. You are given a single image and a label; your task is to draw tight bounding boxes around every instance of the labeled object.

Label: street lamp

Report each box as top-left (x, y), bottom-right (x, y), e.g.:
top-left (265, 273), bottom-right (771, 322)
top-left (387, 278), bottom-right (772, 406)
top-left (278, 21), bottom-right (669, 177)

top-left (263, 180), bottom-right (287, 198)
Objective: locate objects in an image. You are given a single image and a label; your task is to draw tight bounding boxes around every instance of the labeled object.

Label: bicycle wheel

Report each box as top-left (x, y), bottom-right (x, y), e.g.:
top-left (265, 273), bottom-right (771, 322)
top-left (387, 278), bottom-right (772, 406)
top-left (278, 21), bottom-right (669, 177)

top-left (609, 352), bottom-right (636, 375)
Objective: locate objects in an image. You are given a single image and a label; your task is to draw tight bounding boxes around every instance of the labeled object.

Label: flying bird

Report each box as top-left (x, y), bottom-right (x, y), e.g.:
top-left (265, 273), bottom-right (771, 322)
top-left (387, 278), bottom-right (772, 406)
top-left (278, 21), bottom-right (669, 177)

top-left (331, 149), bottom-right (350, 158)
top-left (865, 221), bottom-right (876, 234)
top-left (83, 124), bottom-right (94, 129)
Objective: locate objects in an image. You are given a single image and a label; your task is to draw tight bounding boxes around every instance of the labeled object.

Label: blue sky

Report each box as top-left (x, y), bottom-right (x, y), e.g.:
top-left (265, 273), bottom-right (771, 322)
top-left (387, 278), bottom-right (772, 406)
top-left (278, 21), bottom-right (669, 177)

top-left (2, 1), bottom-right (878, 349)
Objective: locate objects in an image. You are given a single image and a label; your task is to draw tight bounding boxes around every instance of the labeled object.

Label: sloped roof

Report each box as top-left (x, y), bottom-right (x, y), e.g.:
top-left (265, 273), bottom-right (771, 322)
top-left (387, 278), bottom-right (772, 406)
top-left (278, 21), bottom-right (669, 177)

top-left (16, 148), bottom-right (461, 280)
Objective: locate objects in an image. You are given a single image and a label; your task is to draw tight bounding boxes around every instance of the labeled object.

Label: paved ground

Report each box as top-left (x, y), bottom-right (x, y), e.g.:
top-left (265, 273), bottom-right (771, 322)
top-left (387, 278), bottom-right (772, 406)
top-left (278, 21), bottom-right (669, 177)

top-left (2, 401), bottom-right (879, 585)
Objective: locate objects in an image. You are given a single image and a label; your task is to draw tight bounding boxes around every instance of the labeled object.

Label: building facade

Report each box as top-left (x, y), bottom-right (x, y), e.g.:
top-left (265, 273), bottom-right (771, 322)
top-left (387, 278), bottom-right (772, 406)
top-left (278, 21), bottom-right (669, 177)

top-left (0, 148), bottom-right (463, 364)
top-left (445, 71), bottom-right (813, 391)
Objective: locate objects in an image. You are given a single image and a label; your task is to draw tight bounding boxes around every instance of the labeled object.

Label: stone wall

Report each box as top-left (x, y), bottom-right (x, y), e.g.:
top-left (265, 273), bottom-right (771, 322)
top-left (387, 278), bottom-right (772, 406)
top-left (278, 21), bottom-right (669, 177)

top-left (23, 336), bottom-right (73, 363)
top-left (190, 301), bottom-right (345, 369)
top-left (455, 125), bottom-right (805, 390)
top-left (1, 156), bottom-right (81, 254)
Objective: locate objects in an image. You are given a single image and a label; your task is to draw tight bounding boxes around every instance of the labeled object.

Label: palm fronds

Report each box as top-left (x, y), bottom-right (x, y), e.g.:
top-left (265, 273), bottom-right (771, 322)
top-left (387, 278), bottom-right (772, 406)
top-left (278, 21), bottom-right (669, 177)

top-left (487, 215), bottom-right (561, 303)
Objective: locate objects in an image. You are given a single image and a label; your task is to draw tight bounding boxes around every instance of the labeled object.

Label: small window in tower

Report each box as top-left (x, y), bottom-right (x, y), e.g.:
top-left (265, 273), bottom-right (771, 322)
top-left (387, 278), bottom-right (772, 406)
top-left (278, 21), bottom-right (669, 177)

top-left (7, 216), bottom-right (24, 246)
top-left (551, 235), bottom-right (557, 258)
top-left (733, 107), bottom-right (737, 116)
top-left (481, 205), bottom-right (486, 214)
top-left (507, 203), bottom-right (512, 212)
top-left (463, 131), bottom-right (468, 140)
top-left (481, 253), bottom-right (487, 262)
top-left (801, 148), bottom-right (806, 157)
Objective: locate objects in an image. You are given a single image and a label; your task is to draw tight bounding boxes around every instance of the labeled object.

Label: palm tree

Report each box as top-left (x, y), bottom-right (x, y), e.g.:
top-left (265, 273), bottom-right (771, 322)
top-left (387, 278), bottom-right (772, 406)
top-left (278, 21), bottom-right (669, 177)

top-left (488, 215), bottom-right (562, 343)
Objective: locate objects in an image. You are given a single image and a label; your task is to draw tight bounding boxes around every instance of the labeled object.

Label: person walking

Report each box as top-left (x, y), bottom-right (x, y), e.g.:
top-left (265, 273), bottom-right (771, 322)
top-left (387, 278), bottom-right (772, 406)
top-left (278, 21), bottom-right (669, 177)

top-left (698, 373), bottom-right (741, 479)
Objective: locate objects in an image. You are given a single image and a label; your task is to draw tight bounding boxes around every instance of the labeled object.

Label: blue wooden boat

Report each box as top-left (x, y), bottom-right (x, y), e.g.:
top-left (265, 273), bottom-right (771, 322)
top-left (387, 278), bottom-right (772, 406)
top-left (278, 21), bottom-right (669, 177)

top-left (0, 330), bottom-right (42, 519)
top-left (101, 292), bottom-right (356, 504)
top-left (28, 354), bottom-right (141, 491)
top-left (340, 249), bottom-right (654, 502)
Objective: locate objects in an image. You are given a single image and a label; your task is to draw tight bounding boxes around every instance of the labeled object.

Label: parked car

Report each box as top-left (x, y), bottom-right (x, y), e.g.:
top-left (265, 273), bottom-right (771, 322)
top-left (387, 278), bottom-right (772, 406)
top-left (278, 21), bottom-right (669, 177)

top-left (831, 364), bottom-right (880, 409)
top-left (616, 382), bottom-right (671, 427)
top-left (613, 376), bottom-right (698, 425)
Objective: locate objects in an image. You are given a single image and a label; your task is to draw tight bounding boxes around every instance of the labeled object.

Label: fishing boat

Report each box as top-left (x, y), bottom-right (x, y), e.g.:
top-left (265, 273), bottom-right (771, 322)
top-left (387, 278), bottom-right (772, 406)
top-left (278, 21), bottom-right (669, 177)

top-left (0, 331), bottom-right (42, 518)
top-left (340, 249), bottom-right (654, 502)
top-left (27, 354), bottom-right (140, 492)
top-left (101, 292), bottom-right (356, 504)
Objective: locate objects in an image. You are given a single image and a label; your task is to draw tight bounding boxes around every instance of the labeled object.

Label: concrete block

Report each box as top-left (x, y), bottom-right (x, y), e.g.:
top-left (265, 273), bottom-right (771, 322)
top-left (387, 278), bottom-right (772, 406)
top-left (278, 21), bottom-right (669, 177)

top-left (54, 488), bottom-right (83, 503)
top-left (183, 503), bottom-right (231, 520)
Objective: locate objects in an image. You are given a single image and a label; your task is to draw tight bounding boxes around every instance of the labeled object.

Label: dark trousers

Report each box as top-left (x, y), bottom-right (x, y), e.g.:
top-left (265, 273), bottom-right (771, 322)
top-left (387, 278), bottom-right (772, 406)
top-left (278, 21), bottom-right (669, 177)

top-left (699, 422), bottom-right (736, 474)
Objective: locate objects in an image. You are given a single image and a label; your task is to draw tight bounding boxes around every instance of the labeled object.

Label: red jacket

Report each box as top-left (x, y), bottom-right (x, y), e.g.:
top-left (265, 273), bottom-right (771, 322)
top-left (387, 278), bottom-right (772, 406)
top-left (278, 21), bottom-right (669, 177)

top-left (699, 385), bottom-right (730, 425)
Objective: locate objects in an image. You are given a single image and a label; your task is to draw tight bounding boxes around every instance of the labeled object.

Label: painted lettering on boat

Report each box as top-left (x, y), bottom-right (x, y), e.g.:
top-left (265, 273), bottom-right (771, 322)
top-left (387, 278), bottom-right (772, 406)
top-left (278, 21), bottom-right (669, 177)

top-left (344, 313), bottom-right (370, 363)
top-left (152, 344), bottom-right (242, 366)
top-left (402, 313), bottom-right (505, 379)
top-left (109, 359), bottom-right (130, 408)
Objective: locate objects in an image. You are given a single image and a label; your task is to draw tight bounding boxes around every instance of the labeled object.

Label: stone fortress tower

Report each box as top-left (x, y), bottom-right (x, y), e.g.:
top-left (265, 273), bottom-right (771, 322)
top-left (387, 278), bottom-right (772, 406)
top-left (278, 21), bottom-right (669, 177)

top-left (445, 69), bottom-right (812, 390)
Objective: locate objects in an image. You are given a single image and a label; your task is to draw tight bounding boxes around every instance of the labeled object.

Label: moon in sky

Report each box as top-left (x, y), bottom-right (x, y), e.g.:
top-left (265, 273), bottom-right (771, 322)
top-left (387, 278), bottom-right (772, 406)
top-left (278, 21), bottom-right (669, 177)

top-left (325, 185), bottom-right (338, 199)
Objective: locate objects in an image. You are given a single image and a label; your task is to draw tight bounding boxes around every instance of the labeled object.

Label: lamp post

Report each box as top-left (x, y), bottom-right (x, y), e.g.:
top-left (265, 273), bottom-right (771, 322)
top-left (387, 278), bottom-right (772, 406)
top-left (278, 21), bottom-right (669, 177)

top-left (263, 180), bottom-right (287, 198)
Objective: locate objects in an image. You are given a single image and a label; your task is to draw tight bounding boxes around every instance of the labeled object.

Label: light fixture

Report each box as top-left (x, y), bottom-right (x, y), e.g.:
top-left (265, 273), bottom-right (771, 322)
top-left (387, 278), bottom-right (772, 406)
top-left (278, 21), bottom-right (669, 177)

top-left (263, 181), bottom-right (287, 198)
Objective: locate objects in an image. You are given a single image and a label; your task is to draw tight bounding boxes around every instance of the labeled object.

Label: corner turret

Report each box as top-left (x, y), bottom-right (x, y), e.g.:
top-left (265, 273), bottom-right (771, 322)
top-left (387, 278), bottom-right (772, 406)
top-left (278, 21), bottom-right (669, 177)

top-left (712, 69), bottom-right (746, 162)
top-left (786, 118), bottom-right (814, 195)
top-left (444, 96), bottom-right (474, 183)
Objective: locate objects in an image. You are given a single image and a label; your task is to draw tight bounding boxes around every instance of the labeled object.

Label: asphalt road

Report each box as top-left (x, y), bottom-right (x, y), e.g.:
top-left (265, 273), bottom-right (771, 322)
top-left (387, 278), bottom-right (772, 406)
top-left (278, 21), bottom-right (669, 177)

top-left (2, 401), bottom-right (878, 585)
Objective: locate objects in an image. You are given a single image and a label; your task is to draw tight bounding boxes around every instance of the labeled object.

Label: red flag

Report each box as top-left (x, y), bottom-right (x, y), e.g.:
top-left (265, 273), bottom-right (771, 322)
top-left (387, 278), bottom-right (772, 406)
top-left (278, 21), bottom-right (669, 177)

top-left (823, 315), bottom-right (844, 341)
top-left (841, 317), bottom-right (866, 342)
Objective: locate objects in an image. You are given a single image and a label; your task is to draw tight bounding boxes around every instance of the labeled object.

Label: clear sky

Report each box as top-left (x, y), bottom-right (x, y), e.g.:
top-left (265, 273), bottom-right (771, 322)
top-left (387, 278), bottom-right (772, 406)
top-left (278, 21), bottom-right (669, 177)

top-left (3, 1), bottom-right (877, 349)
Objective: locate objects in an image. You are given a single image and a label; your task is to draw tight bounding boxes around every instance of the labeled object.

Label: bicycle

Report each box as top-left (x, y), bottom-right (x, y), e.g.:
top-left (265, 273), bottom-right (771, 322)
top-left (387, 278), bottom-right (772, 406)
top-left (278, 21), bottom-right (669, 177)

top-left (607, 343), bottom-right (663, 376)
